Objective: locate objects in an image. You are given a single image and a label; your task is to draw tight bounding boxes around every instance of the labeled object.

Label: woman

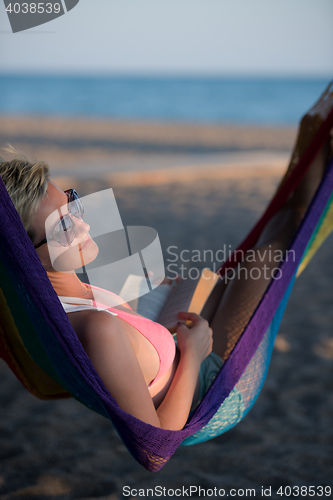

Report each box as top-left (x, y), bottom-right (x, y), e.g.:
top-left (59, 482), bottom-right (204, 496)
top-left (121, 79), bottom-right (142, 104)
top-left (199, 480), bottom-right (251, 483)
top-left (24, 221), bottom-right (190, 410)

top-left (0, 109), bottom-right (330, 431)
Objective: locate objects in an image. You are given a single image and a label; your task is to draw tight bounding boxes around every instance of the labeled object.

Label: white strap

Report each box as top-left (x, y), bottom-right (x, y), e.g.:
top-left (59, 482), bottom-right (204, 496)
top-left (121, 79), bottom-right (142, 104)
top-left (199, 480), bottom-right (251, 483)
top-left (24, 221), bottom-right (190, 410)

top-left (59, 297), bottom-right (118, 316)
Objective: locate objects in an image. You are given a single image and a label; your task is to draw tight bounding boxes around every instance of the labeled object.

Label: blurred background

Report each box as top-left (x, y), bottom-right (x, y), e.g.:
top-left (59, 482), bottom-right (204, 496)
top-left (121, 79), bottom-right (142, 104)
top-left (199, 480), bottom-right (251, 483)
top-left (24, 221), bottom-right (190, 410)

top-left (0, 0), bottom-right (333, 498)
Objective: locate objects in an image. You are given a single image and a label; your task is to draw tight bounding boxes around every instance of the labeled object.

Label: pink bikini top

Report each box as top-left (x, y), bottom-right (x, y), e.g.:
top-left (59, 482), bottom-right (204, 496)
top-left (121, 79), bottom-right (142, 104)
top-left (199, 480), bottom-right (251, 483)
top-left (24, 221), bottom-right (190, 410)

top-left (59, 285), bottom-right (176, 387)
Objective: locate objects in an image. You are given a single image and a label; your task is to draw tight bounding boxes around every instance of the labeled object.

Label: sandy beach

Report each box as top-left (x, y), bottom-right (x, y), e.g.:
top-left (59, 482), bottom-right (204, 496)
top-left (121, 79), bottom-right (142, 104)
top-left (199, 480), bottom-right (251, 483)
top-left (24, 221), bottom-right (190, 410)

top-left (0, 116), bottom-right (332, 499)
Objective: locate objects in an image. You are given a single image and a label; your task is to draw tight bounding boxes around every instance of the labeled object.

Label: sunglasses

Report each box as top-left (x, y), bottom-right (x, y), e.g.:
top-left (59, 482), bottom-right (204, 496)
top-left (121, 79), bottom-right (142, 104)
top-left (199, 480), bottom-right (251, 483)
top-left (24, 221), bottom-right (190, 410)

top-left (34, 189), bottom-right (84, 249)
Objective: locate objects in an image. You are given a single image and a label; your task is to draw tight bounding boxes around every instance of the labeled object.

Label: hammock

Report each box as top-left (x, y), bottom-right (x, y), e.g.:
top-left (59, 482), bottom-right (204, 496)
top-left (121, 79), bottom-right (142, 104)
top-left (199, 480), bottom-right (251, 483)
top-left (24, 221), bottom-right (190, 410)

top-left (1, 88), bottom-right (333, 472)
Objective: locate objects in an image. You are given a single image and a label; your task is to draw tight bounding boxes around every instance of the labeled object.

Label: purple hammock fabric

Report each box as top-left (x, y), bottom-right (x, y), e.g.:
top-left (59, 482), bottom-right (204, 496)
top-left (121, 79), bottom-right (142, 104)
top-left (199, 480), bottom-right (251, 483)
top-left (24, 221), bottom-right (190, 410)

top-left (0, 156), bottom-right (333, 471)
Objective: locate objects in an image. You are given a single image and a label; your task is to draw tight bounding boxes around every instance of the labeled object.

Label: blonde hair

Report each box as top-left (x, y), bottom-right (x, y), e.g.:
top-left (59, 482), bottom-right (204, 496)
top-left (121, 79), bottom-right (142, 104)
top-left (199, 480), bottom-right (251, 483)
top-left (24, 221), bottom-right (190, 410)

top-left (0, 145), bottom-right (50, 242)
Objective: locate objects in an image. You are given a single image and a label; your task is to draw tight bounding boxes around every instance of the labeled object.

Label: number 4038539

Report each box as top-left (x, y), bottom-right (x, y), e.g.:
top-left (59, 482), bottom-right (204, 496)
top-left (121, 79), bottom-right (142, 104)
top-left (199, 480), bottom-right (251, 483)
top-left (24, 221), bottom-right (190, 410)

top-left (5, 3), bottom-right (61, 14)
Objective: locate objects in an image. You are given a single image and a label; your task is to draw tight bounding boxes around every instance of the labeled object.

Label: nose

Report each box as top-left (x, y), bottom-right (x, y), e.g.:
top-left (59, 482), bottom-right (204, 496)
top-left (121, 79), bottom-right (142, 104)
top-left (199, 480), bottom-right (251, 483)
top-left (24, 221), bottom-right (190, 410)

top-left (75, 217), bottom-right (90, 235)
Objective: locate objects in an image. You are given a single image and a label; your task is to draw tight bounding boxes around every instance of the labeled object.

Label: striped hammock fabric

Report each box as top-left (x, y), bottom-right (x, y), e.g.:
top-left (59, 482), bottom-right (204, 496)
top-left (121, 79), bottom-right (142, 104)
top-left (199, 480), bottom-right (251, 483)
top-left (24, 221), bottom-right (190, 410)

top-left (1, 97), bottom-right (333, 472)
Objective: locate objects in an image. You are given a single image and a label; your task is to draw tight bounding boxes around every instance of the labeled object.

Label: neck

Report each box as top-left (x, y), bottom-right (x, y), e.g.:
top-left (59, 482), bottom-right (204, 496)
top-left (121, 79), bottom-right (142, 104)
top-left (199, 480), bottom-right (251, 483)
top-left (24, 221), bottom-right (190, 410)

top-left (47, 270), bottom-right (90, 298)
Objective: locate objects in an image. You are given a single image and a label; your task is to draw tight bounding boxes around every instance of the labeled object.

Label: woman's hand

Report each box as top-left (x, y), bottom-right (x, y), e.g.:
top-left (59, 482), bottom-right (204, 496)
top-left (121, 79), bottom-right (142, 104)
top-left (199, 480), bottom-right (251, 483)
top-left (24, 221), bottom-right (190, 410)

top-left (148, 271), bottom-right (182, 287)
top-left (176, 311), bottom-right (213, 365)
top-left (158, 275), bottom-right (182, 286)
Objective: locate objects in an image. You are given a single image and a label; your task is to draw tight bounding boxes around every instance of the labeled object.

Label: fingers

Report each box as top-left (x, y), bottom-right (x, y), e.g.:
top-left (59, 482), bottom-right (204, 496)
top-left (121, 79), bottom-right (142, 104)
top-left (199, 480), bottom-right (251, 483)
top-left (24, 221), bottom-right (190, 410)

top-left (177, 311), bottom-right (206, 321)
top-left (177, 311), bottom-right (199, 321)
top-left (148, 271), bottom-right (177, 286)
top-left (160, 275), bottom-right (182, 286)
top-left (177, 311), bottom-right (209, 328)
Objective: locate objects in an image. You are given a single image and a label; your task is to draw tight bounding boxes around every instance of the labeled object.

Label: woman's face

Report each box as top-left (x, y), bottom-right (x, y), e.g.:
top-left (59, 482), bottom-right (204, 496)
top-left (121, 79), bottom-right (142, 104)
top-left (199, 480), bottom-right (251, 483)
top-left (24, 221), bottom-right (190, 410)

top-left (32, 182), bottom-right (99, 272)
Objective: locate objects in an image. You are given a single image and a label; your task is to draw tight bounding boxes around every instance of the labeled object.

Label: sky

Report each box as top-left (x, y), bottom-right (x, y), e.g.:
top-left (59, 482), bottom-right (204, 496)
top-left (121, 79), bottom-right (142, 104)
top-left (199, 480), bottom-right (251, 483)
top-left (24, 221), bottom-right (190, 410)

top-left (0, 0), bottom-right (332, 76)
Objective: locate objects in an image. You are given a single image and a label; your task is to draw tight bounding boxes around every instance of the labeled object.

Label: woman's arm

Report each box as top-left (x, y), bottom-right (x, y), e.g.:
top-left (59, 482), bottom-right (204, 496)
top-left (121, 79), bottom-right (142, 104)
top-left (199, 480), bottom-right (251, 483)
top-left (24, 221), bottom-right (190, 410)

top-left (155, 311), bottom-right (213, 430)
top-left (71, 310), bottom-right (212, 430)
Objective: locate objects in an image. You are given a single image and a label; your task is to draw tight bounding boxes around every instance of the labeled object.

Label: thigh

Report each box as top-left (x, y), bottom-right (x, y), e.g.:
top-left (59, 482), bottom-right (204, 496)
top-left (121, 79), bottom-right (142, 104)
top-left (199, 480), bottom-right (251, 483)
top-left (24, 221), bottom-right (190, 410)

top-left (210, 242), bottom-right (283, 361)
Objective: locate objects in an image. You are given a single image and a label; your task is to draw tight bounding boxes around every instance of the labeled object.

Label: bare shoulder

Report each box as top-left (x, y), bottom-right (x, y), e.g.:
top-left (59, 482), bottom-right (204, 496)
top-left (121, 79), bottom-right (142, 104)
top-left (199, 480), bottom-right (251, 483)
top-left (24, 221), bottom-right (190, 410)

top-left (66, 308), bottom-right (133, 377)
top-left (66, 309), bottom-right (119, 344)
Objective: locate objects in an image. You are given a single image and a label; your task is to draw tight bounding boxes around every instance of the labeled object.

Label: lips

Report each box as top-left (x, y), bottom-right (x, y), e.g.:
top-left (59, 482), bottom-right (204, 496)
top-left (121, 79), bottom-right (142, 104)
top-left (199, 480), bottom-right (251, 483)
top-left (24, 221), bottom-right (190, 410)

top-left (79, 236), bottom-right (92, 250)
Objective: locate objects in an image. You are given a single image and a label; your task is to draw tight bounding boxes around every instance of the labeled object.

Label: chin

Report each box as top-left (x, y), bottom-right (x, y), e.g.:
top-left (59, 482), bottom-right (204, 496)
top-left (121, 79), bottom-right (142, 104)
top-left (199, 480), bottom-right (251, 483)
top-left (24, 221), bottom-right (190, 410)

top-left (81, 238), bottom-right (99, 266)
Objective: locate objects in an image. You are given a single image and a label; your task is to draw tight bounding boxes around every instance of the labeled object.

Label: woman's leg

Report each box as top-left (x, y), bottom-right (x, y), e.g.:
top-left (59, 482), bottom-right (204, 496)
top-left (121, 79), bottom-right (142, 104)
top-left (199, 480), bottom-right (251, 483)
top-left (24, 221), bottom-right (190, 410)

top-left (208, 116), bottom-right (331, 362)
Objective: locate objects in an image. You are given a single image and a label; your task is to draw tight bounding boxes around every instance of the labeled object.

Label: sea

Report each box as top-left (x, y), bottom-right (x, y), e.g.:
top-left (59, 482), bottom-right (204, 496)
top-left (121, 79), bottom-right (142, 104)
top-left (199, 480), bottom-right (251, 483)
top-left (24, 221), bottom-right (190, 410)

top-left (0, 74), bottom-right (331, 125)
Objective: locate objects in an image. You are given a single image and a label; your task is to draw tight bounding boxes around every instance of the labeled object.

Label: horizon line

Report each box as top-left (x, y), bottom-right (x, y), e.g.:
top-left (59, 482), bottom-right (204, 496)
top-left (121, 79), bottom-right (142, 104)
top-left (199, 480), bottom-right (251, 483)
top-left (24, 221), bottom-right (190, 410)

top-left (0, 70), bottom-right (332, 80)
